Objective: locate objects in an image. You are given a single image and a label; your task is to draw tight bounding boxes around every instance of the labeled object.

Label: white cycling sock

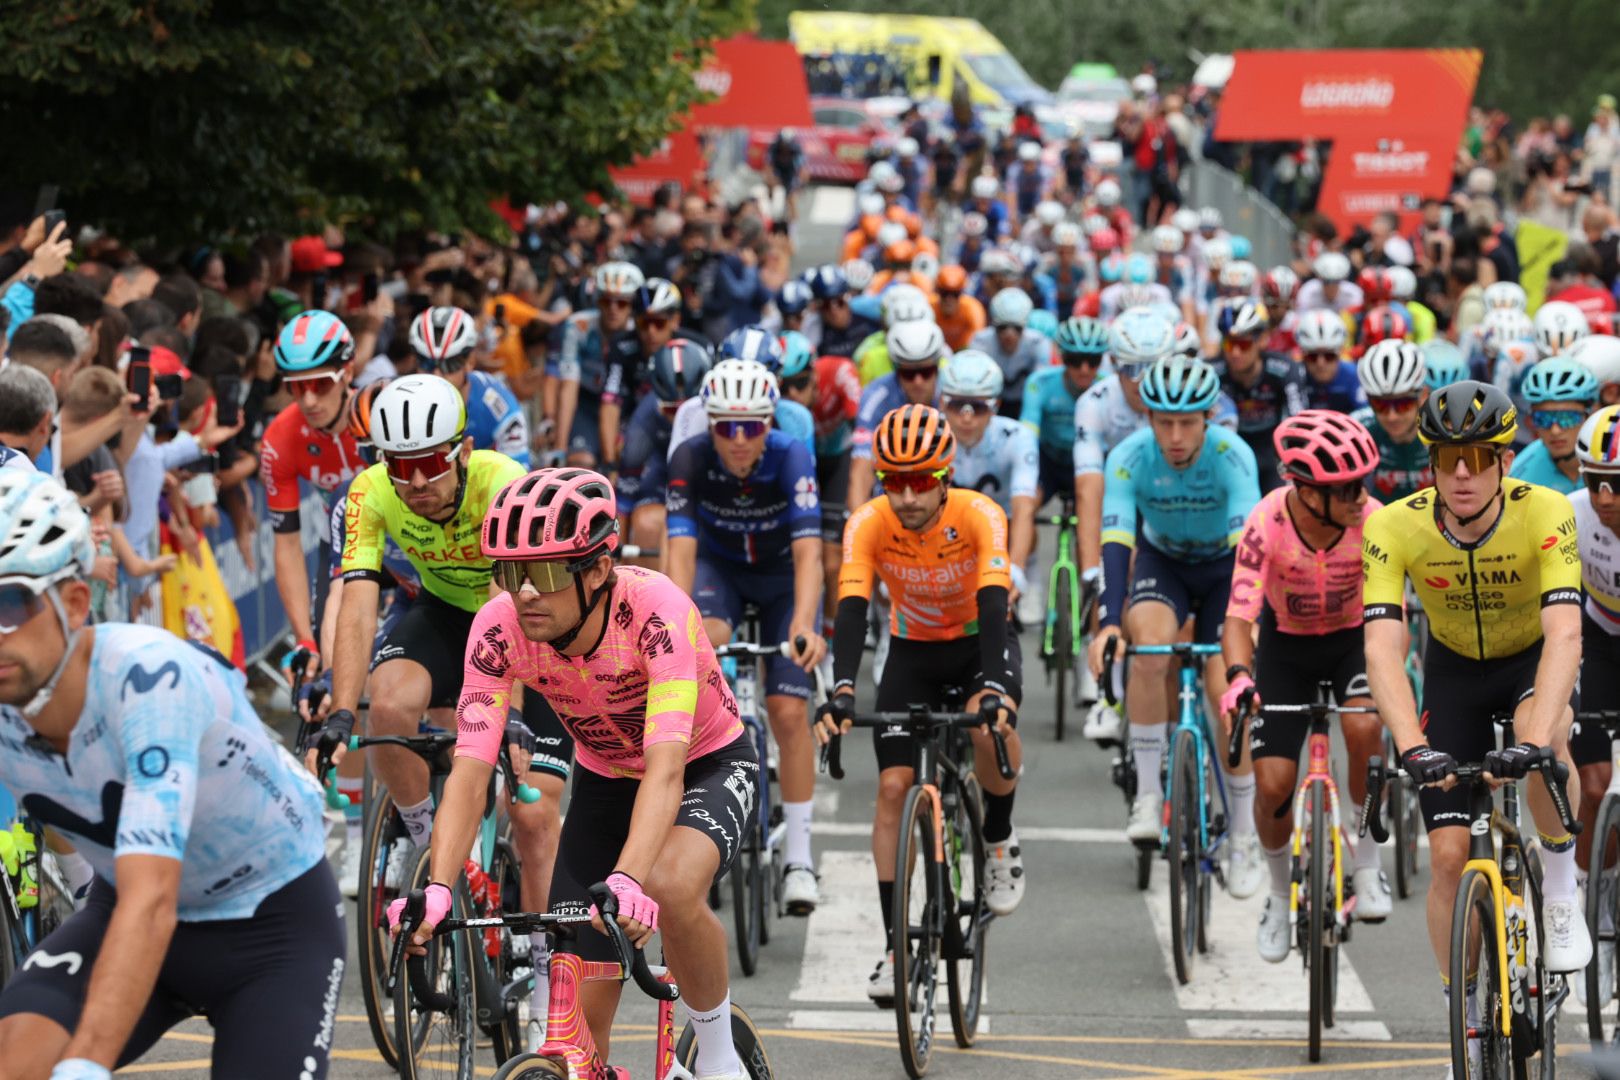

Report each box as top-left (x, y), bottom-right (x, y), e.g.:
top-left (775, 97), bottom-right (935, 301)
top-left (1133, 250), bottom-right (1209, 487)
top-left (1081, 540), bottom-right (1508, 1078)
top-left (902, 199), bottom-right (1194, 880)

top-left (398, 797), bottom-right (435, 847)
top-left (783, 800), bottom-right (814, 869)
top-left (1226, 773), bottom-right (1256, 837)
top-left (1540, 836), bottom-right (1579, 903)
top-left (1132, 723), bottom-right (1168, 799)
top-left (57, 850), bottom-right (94, 899)
top-left (1264, 842), bottom-right (1291, 899)
top-left (688, 993), bottom-right (742, 1077)
top-left (1353, 829), bottom-right (1384, 873)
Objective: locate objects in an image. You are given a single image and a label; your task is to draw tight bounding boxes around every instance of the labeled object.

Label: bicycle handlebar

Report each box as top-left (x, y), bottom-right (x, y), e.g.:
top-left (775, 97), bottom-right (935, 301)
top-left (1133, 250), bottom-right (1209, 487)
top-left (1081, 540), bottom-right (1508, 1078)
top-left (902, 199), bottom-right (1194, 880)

top-left (818, 708), bottom-right (1013, 782)
top-left (1100, 638), bottom-right (1222, 711)
top-left (1226, 699), bottom-right (1381, 770)
top-left (316, 732), bottom-right (539, 809)
top-left (1360, 746), bottom-right (1579, 846)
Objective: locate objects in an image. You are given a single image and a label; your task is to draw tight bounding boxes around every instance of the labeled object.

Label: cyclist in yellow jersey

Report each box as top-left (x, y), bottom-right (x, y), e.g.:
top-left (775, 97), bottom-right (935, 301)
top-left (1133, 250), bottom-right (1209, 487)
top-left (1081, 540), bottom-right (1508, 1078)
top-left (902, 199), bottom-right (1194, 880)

top-left (1361, 381), bottom-right (1590, 1023)
top-left (305, 375), bottom-right (570, 929)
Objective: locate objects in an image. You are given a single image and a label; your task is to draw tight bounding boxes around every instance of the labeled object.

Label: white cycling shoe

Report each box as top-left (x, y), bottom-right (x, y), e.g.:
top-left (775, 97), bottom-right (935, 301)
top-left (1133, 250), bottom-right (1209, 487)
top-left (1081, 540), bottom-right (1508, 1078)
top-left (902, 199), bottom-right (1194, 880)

top-left (1074, 661), bottom-right (1100, 706)
top-left (1126, 794), bottom-right (1163, 844)
top-left (867, 951), bottom-right (895, 1006)
top-left (1545, 898), bottom-right (1595, 973)
top-left (984, 829), bottom-right (1026, 916)
top-left (1352, 866), bottom-right (1393, 922)
top-left (1015, 588), bottom-right (1044, 628)
top-left (782, 864), bottom-right (820, 916)
top-left (337, 830), bottom-right (366, 899)
top-left (383, 837), bottom-right (417, 891)
top-left (1083, 702), bottom-right (1124, 743)
top-left (1257, 895), bottom-right (1291, 963)
top-left (1226, 833), bottom-right (1265, 900)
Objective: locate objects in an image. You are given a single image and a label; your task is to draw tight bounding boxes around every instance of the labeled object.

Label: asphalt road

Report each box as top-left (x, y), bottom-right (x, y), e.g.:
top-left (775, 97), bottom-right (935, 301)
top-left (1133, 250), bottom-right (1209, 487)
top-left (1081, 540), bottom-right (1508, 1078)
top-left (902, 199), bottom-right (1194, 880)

top-left (119, 188), bottom-right (1607, 1078)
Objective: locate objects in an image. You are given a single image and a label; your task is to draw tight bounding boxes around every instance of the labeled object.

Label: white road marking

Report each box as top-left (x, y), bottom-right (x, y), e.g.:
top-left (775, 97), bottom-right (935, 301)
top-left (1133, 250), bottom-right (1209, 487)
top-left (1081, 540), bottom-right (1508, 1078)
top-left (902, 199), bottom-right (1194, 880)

top-left (792, 851), bottom-right (887, 1004)
top-left (808, 187), bottom-right (856, 228)
top-left (1185, 1018), bottom-right (1392, 1041)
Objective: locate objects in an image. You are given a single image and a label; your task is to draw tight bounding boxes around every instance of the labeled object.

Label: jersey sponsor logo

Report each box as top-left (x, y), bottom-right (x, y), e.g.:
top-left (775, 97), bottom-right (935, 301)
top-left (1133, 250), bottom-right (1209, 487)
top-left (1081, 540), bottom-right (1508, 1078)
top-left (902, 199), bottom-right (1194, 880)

top-left (1362, 540), bottom-right (1390, 565)
top-left (1542, 534), bottom-right (1560, 550)
top-left (468, 626), bottom-right (511, 678)
top-left (1509, 483), bottom-right (1532, 501)
top-left (459, 692), bottom-right (497, 732)
top-left (793, 475), bottom-right (819, 510)
top-left (136, 746), bottom-right (170, 778)
top-left (121, 660), bottom-right (181, 700)
top-left (615, 599), bottom-right (635, 630)
top-left (24, 781), bottom-right (124, 850)
top-left (482, 386), bottom-right (510, 420)
top-left (638, 613), bottom-right (675, 658)
top-left (22, 949), bottom-right (82, 976)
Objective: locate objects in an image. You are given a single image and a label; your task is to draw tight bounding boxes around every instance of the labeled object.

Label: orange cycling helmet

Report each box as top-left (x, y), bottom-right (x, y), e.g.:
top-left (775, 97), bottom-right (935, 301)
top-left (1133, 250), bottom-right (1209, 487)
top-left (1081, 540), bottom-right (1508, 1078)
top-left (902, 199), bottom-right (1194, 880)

top-left (347, 378), bottom-right (390, 446)
top-left (936, 265), bottom-right (968, 292)
top-left (874, 404), bottom-right (956, 473)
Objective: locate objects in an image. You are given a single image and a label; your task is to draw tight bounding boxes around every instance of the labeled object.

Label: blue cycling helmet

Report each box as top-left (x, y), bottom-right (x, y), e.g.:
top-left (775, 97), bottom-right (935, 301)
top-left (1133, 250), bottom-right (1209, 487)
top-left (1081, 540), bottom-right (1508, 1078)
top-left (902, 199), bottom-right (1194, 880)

top-left (1124, 252), bottom-right (1154, 285)
top-left (804, 264), bottom-right (848, 300)
top-left (649, 339), bottom-right (715, 404)
top-left (275, 310), bottom-right (355, 372)
top-left (1027, 309), bottom-right (1060, 341)
top-left (718, 325), bottom-right (785, 373)
top-left (1421, 341), bottom-right (1471, 392)
top-left (1521, 356), bottom-right (1600, 405)
top-left (1098, 252), bottom-right (1125, 284)
top-left (1139, 356), bottom-right (1222, 413)
top-left (778, 330), bottom-right (815, 379)
top-left (1229, 235), bottom-right (1252, 261)
top-left (939, 349), bottom-right (1005, 398)
top-left (1056, 316), bottom-right (1110, 356)
top-left (777, 280), bottom-right (813, 317)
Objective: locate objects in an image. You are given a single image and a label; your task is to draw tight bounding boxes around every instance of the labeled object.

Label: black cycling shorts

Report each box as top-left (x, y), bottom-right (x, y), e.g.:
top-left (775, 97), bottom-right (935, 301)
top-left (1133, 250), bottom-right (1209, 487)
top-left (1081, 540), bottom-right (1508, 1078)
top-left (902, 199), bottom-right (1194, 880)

top-left (1572, 612), bottom-right (1620, 768)
top-left (0, 862), bottom-right (345, 1078)
top-left (817, 449), bottom-right (851, 545)
top-left (1250, 616), bottom-right (1370, 763)
top-left (873, 633), bottom-right (1023, 772)
top-left (1127, 540), bottom-right (1233, 645)
top-left (1036, 449), bottom-right (1071, 509)
top-left (370, 593), bottom-right (575, 780)
top-left (547, 736), bottom-right (759, 962)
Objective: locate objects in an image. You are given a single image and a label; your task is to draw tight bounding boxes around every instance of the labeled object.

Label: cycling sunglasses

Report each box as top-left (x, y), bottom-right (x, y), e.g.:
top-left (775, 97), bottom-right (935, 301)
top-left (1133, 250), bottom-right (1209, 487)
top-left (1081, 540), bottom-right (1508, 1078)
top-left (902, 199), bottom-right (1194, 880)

top-left (657, 399), bottom-right (685, 418)
top-left (942, 395), bottom-right (996, 417)
top-left (993, 323), bottom-right (1023, 334)
top-left (1061, 351), bottom-right (1105, 368)
top-left (711, 418), bottom-right (769, 440)
top-left (1530, 409), bottom-right (1587, 430)
top-left (1368, 394), bottom-right (1421, 413)
top-left (414, 354), bottom-right (467, 377)
top-left (781, 373), bottom-right (814, 394)
top-left (1223, 336), bottom-right (1259, 350)
top-left (878, 468), bottom-right (950, 494)
top-left (493, 559), bottom-right (577, 595)
top-left (821, 296), bottom-right (850, 309)
top-left (1300, 478), bottom-right (1365, 502)
top-left (897, 364), bottom-right (939, 383)
top-left (639, 314), bottom-right (675, 331)
top-left (600, 297), bottom-right (633, 311)
top-left (1585, 472), bottom-right (1620, 497)
top-left (0, 580), bottom-right (49, 635)
top-left (283, 370), bottom-right (346, 397)
top-left (937, 290), bottom-right (961, 300)
top-left (384, 442), bottom-right (462, 484)
top-left (1302, 351), bottom-right (1340, 364)
top-left (1114, 360), bottom-right (1151, 381)
top-left (1430, 444), bottom-right (1500, 475)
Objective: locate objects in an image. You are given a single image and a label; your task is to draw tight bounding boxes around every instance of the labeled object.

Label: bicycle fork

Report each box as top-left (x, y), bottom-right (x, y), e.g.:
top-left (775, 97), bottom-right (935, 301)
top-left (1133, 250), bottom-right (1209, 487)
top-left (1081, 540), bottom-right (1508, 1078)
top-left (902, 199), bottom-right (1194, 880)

top-left (1290, 738), bottom-right (1348, 931)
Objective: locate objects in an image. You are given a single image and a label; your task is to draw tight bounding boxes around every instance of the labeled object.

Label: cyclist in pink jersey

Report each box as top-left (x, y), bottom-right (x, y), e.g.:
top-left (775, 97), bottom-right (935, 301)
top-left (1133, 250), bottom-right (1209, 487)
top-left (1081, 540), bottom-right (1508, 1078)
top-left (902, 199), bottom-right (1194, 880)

top-left (1219, 411), bottom-right (1391, 962)
top-left (391, 468), bottom-right (758, 1079)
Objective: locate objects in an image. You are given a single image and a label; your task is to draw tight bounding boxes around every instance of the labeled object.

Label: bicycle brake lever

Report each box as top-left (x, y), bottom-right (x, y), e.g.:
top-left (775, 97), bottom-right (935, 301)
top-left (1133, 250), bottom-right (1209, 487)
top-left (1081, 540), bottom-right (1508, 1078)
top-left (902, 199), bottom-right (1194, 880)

top-left (1225, 698), bottom-right (1251, 770)
top-left (1360, 756), bottom-right (1389, 844)
top-left (1537, 750), bottom-right (1582, 835)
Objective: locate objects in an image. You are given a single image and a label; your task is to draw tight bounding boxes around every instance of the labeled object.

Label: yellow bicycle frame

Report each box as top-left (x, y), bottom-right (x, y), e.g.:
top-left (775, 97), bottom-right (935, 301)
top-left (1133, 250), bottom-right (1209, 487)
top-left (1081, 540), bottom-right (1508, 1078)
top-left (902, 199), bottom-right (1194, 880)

top-left (1459, 852), bottom-right (1515, 1037)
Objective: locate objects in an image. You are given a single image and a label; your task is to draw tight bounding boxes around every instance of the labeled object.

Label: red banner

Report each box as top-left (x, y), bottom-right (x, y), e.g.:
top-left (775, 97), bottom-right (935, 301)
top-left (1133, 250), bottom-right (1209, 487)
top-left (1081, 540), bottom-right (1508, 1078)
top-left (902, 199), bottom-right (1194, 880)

top-left (1214, 49), bottom-right (1482, 234)
top-left (608, 127), bottom-right (705, 205)
top-left (689, 35), bottom-right (813, 130)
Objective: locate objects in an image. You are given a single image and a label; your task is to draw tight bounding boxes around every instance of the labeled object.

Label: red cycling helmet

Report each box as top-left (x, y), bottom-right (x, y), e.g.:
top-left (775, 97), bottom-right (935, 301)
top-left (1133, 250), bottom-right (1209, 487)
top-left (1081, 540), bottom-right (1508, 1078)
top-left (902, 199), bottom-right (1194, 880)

top-left (1274, 410), bottom-right (1379, 485)
top-left (1356, 267), bottom-right (1389, 305)
top-left (1357, 305), bottom-right (1410, 355)
top-left (484, 468), bottom-right (620, 563)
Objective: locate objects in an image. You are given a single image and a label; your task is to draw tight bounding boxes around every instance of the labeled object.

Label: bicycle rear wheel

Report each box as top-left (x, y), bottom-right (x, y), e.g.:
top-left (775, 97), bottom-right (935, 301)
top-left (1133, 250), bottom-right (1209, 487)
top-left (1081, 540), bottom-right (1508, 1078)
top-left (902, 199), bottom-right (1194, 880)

top-left (732, 830), bottom-right (763, 977)
top-left (1167, 729), bottom-right (1200, 985)
top-left (1393, 774), bottom-right (1423, 900)
top-left (1307, 787), bottom-right (1329, 1062)
top-left (945, 778), bottom-right (987, 1048)
top-left (1527, 870), bottom-right (1555, 1079)
top-left (893, 784), bottom-right (941, 1078)
top-left (1452, 867), bottom-right (1511, 1079)
top-left (357, 789), bottom-right (408, 1067)
top-left (1051, 570), bottom-right (1073, 742)
top-left (395, 845), bottom-right (476, 1080)
top-left (485, 828), bottom-right (526, 1063)
top-left (1587, 793), bottom-right (1620, 1042)
top-left (676, 1002), bottom-right (776, 1078)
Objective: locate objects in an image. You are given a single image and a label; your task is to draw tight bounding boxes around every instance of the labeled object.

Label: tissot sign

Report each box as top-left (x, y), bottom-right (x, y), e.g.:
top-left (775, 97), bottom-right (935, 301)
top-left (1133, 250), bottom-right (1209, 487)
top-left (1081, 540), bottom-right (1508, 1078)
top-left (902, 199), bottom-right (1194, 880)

top-left (1214, 49), bottom-right (1483, 233)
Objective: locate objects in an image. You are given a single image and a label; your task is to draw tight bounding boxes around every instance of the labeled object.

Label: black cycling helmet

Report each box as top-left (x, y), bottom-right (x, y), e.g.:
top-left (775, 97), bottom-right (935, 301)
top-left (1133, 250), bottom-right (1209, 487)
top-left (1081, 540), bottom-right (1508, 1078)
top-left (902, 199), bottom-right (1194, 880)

top-left (649, 339), bottom-right (714, 404)
top-left (1417, 379), bottom-right (1519, 448)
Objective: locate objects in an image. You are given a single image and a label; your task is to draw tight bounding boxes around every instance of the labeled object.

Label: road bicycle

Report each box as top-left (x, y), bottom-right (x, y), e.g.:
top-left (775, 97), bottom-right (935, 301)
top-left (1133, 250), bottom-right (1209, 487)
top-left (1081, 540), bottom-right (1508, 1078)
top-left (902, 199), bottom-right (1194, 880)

top-left (1231, 681), bottom-right (1378, 1062)
top-left (821, 689), bottom-right (1013, 1078)
top-left (0, 817), bottom-right (75, 987)
top-left (713, 614), bottom-right (809, 977)
top-left (392, 882), bottom-right (775, 1079)
top-left (1036, 499), bottom-right (1097, 742)
top-left (1577, 709), bottom-right (1620, 1041)
top-left (1365, 738), bottom-right (1577, 1079)
top-left (1102, 638), bottom-right (1230, 982)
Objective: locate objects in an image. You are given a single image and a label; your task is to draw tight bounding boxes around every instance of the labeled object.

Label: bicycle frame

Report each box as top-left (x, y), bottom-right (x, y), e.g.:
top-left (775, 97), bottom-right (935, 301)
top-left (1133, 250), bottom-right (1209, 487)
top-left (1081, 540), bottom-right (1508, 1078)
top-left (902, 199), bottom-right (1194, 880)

top-left (1132, 644), bottom-right (1228, 854)
top-left (1041, 510), bottom-right (1085, 660)
top-left (1459, 775), bottom-right (1524, 1039)
top-left (1293, 721), bottom-right (1347, 927)
top-left (537, 951), bottom-right (681, 1078)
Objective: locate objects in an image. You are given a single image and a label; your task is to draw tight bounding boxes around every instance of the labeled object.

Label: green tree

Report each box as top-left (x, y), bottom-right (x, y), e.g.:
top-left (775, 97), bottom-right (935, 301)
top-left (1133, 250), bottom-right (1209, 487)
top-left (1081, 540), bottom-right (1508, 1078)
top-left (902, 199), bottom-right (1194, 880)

top-left (0, 0), bottom-right (753, 245)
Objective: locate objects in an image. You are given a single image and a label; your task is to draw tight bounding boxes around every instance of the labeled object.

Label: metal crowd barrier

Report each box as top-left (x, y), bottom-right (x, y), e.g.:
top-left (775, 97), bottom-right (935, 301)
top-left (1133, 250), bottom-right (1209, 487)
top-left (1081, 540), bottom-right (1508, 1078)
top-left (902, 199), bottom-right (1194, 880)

top-left (1180, 159), bottom-right (1300, 270)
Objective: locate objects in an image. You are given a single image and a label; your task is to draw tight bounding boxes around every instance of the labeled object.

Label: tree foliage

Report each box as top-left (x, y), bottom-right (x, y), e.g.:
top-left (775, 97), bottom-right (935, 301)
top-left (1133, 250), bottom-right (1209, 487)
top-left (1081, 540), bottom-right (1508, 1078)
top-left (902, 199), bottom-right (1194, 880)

top-left (0, 0), bottom-right (754, 245)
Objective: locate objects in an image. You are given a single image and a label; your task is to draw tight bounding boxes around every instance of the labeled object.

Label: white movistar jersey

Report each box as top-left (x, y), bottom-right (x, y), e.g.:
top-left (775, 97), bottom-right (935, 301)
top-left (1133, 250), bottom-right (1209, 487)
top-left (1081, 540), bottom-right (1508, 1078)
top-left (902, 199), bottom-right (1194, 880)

top-left (1072, 377), bottom-right (1238, 475)
top-left (950, 415), bottom-right (1039, 514)
top-left (1573, 487), bottom-right (1620, 635)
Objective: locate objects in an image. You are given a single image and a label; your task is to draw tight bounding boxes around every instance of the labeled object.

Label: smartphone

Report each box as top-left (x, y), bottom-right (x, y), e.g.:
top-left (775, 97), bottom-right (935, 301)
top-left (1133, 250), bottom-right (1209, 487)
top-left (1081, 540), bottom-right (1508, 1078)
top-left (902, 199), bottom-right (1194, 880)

top-left (32, 184), bottom-right (58, 218)
top-left (214, 375), bottom-right (242, 427)
top-left (125, 348), bottom-right (152, 412)
top-left (311, 271), bottom-right (328, 307)
top-left (494, 302), bottom-right (507, 328)
top-left (154, 373), bottom-right (184, 402)
top-left (42, 210), bottom-right (65, 238)
top-left (362, 272), bottom-right (380, 303)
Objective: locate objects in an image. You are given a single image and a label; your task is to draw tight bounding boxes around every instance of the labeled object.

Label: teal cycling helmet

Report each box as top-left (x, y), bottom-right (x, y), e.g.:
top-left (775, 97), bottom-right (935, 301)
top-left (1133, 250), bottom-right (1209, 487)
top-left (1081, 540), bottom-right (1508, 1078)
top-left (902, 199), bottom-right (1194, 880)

top-left (1520, 356), bottom-right (1600, 405)
top-left (1229, 235), bottom-right (1253, 261)
top-left (1027, 309), bottom-right (1060, 341)
top-left (939, 349), bottom-right (1004, 399)
top-left (1055, 316), bottom-right (1109, 357)
top-left (1421, 340), bottom-right (1470, 392)
top-left (1124, 252), bottom-right (1154, 285)
top-left (1139, 356), bottom-right (1222, 413)
top-left (1098, 252), bottom-right (1125, 284)
top-left (778, 330), bottom-right (815, 379)
top-left (275, 309), bottom-right (355, 372)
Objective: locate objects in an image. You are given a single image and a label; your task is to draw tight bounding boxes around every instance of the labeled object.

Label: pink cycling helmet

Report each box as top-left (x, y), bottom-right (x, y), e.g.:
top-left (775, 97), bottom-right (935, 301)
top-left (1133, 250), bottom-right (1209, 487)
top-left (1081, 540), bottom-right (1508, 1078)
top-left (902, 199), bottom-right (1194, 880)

top-left (483, 467), bottom-right (619, 564)
top-left (1274, 410), bottom-right (1378, 485)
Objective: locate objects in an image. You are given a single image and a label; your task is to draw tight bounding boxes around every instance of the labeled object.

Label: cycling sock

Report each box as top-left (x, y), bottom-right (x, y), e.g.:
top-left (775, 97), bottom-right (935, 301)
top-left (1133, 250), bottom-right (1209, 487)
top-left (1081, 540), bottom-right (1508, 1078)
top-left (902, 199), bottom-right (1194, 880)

top-left (1539, 834), bottom-right (1579, 903)
top-left (397, 797), bottom-right (435, 847)
top-left (1353, 830), bottom-right (1383, 873)
top-left (1226, 773), bottom-right (1256, 837)
top-left (1264, 842), bottom-right (1291, 898)
top-left (688, 993), bottom-right (742, 1077)
top-left (878, 880), bottom-right (895, 937)
top-left (1132, 723), bottom-right (1168, 799)
top-left (783, 800), bottom-right (814, 868)
top-left (57, 850), bottom-right (94, 900)
top-left (981, 789), bottom-right (1016, 844)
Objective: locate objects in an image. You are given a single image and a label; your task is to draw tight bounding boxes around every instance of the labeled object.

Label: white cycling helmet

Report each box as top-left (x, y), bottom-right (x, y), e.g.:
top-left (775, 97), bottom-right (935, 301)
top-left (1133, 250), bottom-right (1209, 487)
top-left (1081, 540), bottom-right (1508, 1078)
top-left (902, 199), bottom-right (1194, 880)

top-left (1017, 141), bottom-right (1041, 163)
top-left (896, 136), bottom-right (921, 158)
top-left (409, 306), bottom-right (480, 369)
top-left (978, 249), bottom-right (1020, 278)
top-left (1385, 265), bottom-right (1417, 301)
top-left (960, 212), bottom-right (989, 239)
top-left (877, 171), bottom-right (906, 195)
top-left (1080, 213), bottom-right (1110, 237)
top-left (370, 373), bottom-right (467, 454)
top-left (1479, 309), bottom-right (1535, 359)
top-left (1152, 225), bottom-right (1184, 254)
top-left (594, 260), bottom-right (645, 298)
top-left (1094, 179), bottom-right (1122, 208)
top-left (1035, 200), bottom-right (1065, 227)
top-left (1220, 260), bottom-right (1259, 292)
top-left (876, 221), bottom-right (908, 250)
top-left (1198, 207), bottom-right (1223, 231)
top-left (1295, 309), bottom-right (1348, 354)
top-left (0, 470), bottom-right (94, 587)
top-left (868, 160), bottom-right (899, 186)
top-left (1109, 308), bottom-right (1176, 367)
top-left (1312, 251), bottom-right (1351, 283)
top-left (988, 287), bottom-right (1034, 328)
top-left (1570, 334), bottom-right (1620, 391)
top-left (940, 349), bottom-right (1004, 398)
top-left (1172, 208), bottom-right (1200, 234)
top-left (1483, 281), bottom-right (1528, 312)
top-left (1051, 221), bottom-right (1083, 248)
top-left (1534, 300), bottom-right (1590, 356)
top-left (858, 191), bottom-right (886, 218)
top-left (970, 175), bottom-right (999, 200)
top-left (842, 258), bottom-right (874, 292)
top-left (1358, 339), bottom-right (1427, 397)
top-left (910, 250), bottom-right (940, 285)
top-left (882, 283), bottom-right (934, 327)
top-left (1173, 321), bottom-right (1202, 359)
top-left (1203, 237), bottom-right (1233, 271)
top-left (702, 359), bottom-right (778, 420)
top-left (887, 320), bottom-right (947, 366)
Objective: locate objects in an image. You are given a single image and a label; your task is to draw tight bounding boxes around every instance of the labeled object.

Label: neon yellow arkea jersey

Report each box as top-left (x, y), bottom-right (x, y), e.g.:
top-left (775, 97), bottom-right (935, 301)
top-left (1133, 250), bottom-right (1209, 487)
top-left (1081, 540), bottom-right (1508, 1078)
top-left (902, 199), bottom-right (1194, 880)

top-left (1361, 479), bottom-right (1582, 660)
top-left (340, 450), bottom-right (524, 613)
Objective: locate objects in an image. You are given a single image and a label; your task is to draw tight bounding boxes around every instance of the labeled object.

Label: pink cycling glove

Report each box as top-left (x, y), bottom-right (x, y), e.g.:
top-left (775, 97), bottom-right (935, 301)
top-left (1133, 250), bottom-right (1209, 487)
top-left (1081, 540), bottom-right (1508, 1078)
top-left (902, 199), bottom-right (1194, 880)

top-left (1219, 674), bottom-right (1256, 719)
top-left (387, 881), bottom-right (453, 935)
top-left (591, 871), bottom-right (659, 932)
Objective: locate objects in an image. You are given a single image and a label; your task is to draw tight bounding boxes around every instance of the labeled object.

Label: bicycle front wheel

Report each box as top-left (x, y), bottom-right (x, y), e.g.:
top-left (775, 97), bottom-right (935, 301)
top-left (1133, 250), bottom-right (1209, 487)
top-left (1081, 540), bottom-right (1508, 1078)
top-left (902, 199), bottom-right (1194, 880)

top-left (676, 1002), bottom-right (776, 1078)
top-left (489, 1055), bottom-right (567, 1080)
top-left (1587, 793), bottom-right (1620, 1042)
top-left (1051, 570), bottom-right (1073, 742)
top-left (1167, 729), bottom-right (1200, 985)
top-left (945, 778), bottom-right (987, 1048)
top-left (1307, 787), bottom-right (1331, 1062)
top-left (893, 784), bottom-right (942, 1078)
top-left (395, 845), bottom-right (477, 1080)
top-left (1452, 867), bottom-right (1511, 1079)
top-left (1393, 774), bottom-right (1424, 900)
top-left (358, 790), bottom-right (408, 1067)
top-left (732, 831), bottom-right (763, 977)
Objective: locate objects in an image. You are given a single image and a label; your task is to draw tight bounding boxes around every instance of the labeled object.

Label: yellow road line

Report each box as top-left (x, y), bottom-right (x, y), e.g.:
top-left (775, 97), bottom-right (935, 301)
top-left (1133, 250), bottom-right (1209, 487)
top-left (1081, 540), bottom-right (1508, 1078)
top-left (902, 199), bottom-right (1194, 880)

top-left (118, 1059), bottom-right (212, 1073)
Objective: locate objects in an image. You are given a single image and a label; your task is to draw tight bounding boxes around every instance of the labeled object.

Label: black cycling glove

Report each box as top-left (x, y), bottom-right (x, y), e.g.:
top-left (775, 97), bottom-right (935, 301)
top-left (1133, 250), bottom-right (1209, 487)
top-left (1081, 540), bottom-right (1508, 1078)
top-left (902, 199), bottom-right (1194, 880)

top-left (1399, 745), bottom-right (1457, 785)
top-left (1483, 741), bottom-right (1542, 780)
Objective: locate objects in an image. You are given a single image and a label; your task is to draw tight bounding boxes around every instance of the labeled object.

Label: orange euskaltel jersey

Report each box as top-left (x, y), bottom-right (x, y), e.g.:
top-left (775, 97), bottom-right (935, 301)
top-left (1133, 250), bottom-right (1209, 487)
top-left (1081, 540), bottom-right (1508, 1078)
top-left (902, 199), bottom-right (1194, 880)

top-left (839, 487), bottom-right (1012, 641)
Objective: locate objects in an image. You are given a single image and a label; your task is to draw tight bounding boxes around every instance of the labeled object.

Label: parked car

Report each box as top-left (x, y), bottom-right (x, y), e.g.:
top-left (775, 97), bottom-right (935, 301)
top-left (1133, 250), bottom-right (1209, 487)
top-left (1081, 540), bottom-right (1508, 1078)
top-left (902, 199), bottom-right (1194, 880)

top-left (746, 96), bottom-right (896, 184)
top-left (1055, 64), bottom-right (1132, 139)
